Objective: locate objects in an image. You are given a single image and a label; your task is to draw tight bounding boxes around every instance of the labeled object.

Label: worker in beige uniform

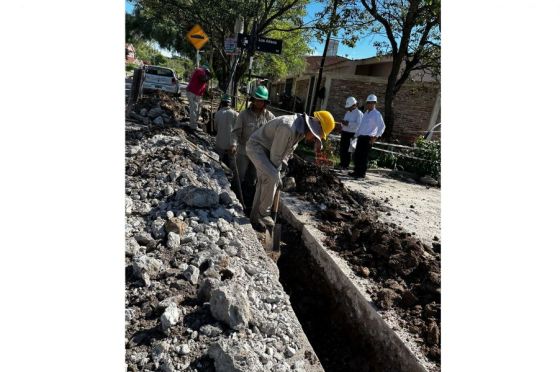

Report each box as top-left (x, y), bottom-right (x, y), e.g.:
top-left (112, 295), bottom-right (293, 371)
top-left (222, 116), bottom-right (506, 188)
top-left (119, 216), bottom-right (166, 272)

top-left (246, 111), bottom-right (335, 230)
top-left (230, 86), bottom-right (275, 206)
top-left (213, 94), bottom-right (238, 167)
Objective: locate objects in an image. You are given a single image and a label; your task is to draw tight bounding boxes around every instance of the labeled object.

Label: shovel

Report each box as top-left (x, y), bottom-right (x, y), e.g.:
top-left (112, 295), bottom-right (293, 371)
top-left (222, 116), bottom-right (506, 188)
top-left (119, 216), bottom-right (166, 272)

top-left (264, 188), bottom-right (282, 251)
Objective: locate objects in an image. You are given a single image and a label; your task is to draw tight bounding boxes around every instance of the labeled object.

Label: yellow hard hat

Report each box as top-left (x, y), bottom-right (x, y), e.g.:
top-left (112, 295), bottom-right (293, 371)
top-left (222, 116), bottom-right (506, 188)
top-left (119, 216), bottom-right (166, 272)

top-left (313, 111), bottom-right (335, 140)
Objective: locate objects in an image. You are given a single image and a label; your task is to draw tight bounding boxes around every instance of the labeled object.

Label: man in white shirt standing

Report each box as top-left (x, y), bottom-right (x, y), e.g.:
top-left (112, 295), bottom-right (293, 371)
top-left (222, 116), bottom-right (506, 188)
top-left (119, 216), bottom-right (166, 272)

top-left (338, 96), bottom-right (363, 170)
top-left (350, 94), bottom-right (385, 178)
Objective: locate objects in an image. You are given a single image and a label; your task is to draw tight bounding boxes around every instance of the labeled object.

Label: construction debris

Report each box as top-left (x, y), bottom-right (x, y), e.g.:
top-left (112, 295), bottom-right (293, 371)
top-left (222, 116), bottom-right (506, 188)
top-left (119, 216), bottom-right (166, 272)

top-left (125, 118), bottom-right (322, 372)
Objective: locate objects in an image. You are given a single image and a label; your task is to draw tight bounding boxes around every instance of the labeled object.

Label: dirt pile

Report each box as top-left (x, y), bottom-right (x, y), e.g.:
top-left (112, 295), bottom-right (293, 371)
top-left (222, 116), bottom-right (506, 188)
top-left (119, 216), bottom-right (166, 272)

top-left (287, 156), bottom-right (441, 364)
top-left (129, 91), bottom-right (188, 126)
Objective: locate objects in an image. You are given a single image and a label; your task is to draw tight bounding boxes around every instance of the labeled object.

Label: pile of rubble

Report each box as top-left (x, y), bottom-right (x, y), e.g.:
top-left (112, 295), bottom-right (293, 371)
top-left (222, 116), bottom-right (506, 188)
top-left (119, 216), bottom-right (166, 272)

top-left (125, 121), bottom-right (322, 371)
top-left (128, 92), bottom-right (188, 127)
top-left (287, 156), bottom-right (441, 364)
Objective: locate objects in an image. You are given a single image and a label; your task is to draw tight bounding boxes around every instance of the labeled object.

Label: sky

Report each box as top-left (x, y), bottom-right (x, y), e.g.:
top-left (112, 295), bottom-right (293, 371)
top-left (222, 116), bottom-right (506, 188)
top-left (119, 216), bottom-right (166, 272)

top-left (126, 0), bottom-right (383, 60)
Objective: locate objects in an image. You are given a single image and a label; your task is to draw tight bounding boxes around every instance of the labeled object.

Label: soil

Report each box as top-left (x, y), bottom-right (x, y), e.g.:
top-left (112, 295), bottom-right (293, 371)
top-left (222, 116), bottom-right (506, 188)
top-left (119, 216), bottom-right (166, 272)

top-left (286, 156), bottom-right (441, 365)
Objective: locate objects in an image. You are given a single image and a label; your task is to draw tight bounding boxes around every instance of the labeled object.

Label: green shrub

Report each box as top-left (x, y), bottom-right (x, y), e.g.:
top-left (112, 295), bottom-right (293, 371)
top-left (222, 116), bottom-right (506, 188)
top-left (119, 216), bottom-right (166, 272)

top-left (369, 137), bottom-right (440, 179)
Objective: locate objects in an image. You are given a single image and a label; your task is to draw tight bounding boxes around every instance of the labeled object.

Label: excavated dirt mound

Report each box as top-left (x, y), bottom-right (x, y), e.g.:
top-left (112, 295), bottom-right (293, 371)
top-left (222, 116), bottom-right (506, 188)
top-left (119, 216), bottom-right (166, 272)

top-left (287, 156), bottom-right (441, 364)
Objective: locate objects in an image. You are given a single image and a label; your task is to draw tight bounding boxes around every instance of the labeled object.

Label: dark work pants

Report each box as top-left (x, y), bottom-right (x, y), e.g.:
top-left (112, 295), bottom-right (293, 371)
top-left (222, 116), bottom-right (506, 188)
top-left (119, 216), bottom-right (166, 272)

top-left (353, 135), bottom-right (372, 177)
top-left (339, 131), bottom-right (354, 168)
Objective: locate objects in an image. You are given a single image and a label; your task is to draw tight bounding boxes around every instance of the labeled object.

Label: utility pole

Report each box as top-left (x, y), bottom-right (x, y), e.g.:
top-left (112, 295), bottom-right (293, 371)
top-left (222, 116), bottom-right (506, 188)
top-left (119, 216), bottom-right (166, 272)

top-left (311, 0), bottom-right (339, 113)
top-left (245, 22), bottom-right (258, 108)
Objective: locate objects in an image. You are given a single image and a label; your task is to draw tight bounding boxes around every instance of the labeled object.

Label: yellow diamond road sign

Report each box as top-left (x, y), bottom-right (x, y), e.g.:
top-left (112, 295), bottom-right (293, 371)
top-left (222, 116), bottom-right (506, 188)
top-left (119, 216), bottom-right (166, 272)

top-left (187, 24), bottom-right (209, 50)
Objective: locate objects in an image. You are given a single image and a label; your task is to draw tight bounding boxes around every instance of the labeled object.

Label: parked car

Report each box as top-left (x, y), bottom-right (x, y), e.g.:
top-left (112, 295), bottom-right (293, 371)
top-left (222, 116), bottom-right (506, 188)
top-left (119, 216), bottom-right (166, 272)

top-left (141, 65), bottom-right (180, 97)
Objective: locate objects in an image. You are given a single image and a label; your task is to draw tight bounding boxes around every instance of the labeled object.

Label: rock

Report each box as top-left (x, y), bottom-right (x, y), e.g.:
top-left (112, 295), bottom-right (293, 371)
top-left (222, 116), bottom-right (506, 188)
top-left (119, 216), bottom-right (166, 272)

top-left (151, 218), bottom-right (166, 239)
top-left (426, 320), bottom-right (440, 346)
top-left (167, 232), bottom-right (181, 249)
top-left (358, 266), bottom-right (370, 278)
top-left (205, 226), bottom-right (221, 243)
top-left (376, 288), bottom-right (400, 310)
top-left (164, 185), bottom-right (174, 196)
top-left (125, 197), bottom-right (133, 215)
top-left (165, 217), bottom-right (188, 236)
top-left (217, 218), bottom-right (232, 233)
top-left (125, 308), bottom-right (135, 322)
top-left (420, 175), bottom-right (439, 186)
top-left (132, 201), bottom-right (151, 215)
top-left (182, 265), bottom-right (200, 285)
top-left (406, 178), bottom-right (417, 184)
top-left (199, 324), bottom-right (223, 337)
top-left (285, 346), bottom-right (296, 358)
top-left (160, 303), bottom-right (181, 334)
top-left (198, 278), bottom-right (220, 301)
top-left (133, 255), bottom-right (163, 280)
top-left (176, 344), bottom-right (190, 355)
top-left (177, 186), bottom-right (219, 208)
top-left (208, 340), bottom-right (264, 372)
top-left (143, 117), bottom-right (150, 125)
top-left (148, 107), bottom-right (164, 119)
top-left (140, 108), bottom-right (148, 116)
top-left (134, 232), bottom-right (154, 246)
top-left (219, 192), bottom-right (233, 205)
top-left (153, 116), bottom-right (165, 127)
top-left (126, 238), bottom-right (141, 258)
top-left (209, 285), bottom-right (252, 330)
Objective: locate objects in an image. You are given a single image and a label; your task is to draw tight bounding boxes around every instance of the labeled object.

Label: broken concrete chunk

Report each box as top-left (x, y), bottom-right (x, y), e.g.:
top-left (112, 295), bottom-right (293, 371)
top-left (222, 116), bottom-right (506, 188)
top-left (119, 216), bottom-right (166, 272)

top-left (198, 278), bottom-right (220, 302)
top-left (160, 303), bottom-right (181, 334)
top-left (151, 217), bottom-right (166, 239)
top-left (208, 340), bottom-right (264, 372)
top-left (209, 285), bottom-right (252, 330)
top-left (132, 255), bottom-right (163, 280)
top-left (167, 232), bottom-right (181, 249)
top-left (219, 192), bottom-right (233, 205)
top-left (177, 186), bottom-right (219, 208)
top-left (182, 265), bottom-right (200, 285)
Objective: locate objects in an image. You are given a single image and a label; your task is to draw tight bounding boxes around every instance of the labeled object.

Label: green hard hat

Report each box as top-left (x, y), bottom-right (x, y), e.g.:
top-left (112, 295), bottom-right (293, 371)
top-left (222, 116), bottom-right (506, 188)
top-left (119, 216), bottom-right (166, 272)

top-left (252, 85), bottom-right (270, 101)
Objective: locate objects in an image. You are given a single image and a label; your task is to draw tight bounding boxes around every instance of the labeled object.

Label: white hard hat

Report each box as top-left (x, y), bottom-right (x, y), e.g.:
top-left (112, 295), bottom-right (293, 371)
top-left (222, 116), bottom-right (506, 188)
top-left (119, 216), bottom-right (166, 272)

top-left (366, 94), bottom-right (377, 102)
top-left (345, 96), bottom-right (358, 108)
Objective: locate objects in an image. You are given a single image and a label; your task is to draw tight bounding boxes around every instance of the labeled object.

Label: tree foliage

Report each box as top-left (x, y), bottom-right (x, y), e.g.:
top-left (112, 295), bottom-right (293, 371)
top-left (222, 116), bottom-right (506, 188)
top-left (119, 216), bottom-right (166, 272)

top-left (126, 0), bottom-right (311, 89)
top-left (359, 0), bottom-right (441, 137)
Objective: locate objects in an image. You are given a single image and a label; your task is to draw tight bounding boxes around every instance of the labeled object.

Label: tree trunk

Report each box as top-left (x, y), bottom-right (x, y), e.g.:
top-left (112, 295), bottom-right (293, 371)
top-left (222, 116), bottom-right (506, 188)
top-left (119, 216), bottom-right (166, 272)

top-left (383, 67), bottom-right (399, 139)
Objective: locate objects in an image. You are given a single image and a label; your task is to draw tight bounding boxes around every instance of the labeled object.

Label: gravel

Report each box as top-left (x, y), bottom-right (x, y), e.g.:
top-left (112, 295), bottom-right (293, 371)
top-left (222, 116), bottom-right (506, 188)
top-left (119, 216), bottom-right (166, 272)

top-left (125, 120), bottom-right (323, 372)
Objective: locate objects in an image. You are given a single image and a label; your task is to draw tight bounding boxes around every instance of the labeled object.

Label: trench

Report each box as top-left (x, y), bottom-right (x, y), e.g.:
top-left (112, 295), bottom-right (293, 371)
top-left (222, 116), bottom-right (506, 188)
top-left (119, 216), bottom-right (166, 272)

top-left (275, 222), bottom-right (378, 372)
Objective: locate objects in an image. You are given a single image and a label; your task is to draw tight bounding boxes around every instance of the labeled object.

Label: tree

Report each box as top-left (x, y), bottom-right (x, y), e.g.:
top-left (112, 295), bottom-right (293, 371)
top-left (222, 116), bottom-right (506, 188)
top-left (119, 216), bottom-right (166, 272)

top-left (359, 0), bottom-right (441, 138)
top-left (127, 0), bottom-right (311, 90)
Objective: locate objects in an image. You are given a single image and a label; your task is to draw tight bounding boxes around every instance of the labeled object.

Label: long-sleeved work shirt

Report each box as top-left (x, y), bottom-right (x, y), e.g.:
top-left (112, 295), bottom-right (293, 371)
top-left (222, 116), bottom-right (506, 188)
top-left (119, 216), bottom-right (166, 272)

top-left (342, 108), bottom-right (363, 133)
top-left (355, 108), bottom-right (385, 137)
top-left (231, 107), bottom-right (275, 154)
top-left (247, 114), bottom-right (307, 169)
top-left (186, 68), bottom-right (208, 96)
top-left (214, 107), bottom-right (238, 151)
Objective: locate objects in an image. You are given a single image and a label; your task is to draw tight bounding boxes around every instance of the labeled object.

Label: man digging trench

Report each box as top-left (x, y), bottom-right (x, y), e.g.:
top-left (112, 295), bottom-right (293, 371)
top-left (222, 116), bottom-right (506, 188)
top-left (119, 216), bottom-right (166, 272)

top-left (246, 111), bottom-right (335, 231)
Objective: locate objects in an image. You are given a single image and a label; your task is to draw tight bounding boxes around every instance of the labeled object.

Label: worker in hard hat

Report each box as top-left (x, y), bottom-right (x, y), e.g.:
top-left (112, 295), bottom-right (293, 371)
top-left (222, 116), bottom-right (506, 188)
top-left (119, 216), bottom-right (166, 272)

top-left (351, 94), bottom-right (385, 178)
top-left (338, 96), bottom-right (364, 170)
top-left (214, 94), bottom-right (238, 167)
top-left (230, 85), bottom-right (275, 205)
top-left (246, 111), bottom-right (335, 230)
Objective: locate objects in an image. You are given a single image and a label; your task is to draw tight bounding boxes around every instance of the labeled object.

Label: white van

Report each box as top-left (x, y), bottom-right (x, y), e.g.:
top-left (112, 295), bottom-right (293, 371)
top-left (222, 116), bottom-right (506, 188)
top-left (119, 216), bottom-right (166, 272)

top-left (142, 65), bottom-right (180, 96)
